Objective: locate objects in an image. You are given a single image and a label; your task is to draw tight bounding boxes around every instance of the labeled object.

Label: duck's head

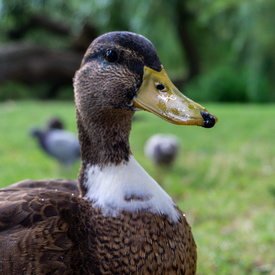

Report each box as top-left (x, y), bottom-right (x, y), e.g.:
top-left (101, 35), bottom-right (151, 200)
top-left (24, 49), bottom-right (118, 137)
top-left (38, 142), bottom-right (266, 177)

top-left (74, 31), bottom-right (217, 130)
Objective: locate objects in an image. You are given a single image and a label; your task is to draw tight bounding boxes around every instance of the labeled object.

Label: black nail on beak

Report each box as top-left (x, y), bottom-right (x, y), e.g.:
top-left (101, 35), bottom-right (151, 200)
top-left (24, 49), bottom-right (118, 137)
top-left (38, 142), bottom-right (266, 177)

top-left (200, 111), bottom-right (216, 128)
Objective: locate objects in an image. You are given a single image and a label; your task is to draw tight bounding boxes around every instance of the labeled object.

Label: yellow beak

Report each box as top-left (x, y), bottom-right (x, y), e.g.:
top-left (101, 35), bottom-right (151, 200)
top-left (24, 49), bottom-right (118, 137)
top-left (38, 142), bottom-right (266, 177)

top-left (133, 66), bottom-right (217, 128)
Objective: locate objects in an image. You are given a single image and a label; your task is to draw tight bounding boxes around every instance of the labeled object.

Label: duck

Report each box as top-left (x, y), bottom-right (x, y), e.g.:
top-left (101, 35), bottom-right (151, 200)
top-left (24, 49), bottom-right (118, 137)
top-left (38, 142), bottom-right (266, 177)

top-left (30, 117), bottom-right (80, 166)
top-left (145, 133), bottom-right (180, 167)
top-left (144, 133), bottom-right (180, 185)
top-left (0, 31), bottom-right (217, 274)
top-left (47, 117), bottom-right (65, 130)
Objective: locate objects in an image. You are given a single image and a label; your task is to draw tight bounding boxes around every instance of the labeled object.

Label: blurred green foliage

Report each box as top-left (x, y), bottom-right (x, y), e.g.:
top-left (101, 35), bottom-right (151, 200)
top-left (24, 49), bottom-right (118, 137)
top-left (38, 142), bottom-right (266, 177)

top-left (186, 66), bottom-right (248, 103)
top-left (186, 66), bottom-right (271, 103)
top-left (0, 0), bottom-right (274, 102)
top-left (0, 81), bottom-right (75, 101)
top-left (0, 81), bottom-right (32, 101)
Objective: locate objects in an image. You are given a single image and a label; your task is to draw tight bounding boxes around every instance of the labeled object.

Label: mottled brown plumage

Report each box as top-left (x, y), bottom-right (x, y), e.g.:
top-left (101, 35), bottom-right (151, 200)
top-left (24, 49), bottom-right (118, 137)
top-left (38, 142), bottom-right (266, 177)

top-left (0, 180), bottom-right (196, 274)
top-left (0, 31), bottom-right (217, 274)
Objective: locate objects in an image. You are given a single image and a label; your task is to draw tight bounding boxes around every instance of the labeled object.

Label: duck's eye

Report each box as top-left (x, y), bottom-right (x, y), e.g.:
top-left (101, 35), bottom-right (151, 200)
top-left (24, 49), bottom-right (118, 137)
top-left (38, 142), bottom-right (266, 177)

top-left (105, 49), bottom-right (119, 62)
top-left (155, 83), bottom-right (166, 92)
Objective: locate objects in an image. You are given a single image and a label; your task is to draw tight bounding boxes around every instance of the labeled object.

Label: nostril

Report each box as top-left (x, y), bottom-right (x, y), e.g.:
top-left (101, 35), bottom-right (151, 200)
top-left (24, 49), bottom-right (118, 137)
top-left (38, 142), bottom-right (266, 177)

top-left (155, 83), bottom-right (166, 92)
top-left (200, 110), bottom-right (216, 128)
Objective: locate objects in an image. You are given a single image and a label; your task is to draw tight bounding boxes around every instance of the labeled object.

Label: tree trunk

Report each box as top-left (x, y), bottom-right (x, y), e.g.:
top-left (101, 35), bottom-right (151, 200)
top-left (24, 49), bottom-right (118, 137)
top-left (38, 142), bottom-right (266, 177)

top-left (175, 2), bottom-right (200, 86)
top-left (0, 44), bottom-right (82, 85)
top-left (1, 18), bottom-right (98, 98)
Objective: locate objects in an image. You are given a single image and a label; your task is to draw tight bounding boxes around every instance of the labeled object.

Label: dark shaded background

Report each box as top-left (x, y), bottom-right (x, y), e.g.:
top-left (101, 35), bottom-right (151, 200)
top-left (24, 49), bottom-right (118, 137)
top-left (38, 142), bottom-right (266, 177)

top-left (1, 0), bottom-right (274, 102)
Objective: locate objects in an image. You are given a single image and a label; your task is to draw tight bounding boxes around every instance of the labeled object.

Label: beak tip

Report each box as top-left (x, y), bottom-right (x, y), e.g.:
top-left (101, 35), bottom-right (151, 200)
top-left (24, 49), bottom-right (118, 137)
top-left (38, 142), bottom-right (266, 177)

top-left (200, 110), bottom-right (217, 128)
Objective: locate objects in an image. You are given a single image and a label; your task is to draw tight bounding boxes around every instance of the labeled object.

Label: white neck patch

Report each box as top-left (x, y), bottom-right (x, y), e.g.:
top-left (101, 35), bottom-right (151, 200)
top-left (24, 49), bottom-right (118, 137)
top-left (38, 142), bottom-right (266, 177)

top-left (84, 156), bottom-right (180, 222)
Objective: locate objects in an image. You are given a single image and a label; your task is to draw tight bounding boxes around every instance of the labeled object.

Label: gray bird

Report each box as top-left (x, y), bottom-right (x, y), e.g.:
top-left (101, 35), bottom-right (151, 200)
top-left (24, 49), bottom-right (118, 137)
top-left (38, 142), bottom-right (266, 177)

top-left (144, 134), bottom-right (180, 167)
top-left (144, 133), bottom-right (180, 186)
top-left (30, 118), bottom-right (80, 166)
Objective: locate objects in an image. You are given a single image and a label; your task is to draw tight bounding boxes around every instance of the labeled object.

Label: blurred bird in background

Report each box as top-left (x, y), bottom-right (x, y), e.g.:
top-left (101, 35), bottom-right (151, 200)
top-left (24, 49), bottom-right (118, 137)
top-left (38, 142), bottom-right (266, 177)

top-left (144, 133), bottom-right (180, 185)
top-left (30, 117), bottom-right (80, 167)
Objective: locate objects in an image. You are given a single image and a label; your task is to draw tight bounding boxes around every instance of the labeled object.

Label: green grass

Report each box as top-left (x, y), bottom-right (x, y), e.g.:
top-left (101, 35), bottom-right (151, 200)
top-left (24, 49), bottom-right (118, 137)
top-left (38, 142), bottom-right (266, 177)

top-left (1, 100), bottom-right (275, 274)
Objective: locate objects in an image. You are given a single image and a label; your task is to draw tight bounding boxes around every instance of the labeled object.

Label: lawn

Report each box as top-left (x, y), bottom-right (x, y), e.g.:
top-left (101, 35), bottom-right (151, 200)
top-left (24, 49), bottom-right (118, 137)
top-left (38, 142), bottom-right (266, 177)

top-left (1, 100), bottom-right (274, 274)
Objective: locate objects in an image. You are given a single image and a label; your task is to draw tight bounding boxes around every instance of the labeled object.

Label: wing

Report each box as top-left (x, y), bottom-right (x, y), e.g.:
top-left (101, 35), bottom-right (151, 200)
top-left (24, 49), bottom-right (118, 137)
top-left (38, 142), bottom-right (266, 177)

top-left (6, 179), bottom-right (80, 194)
top-left (0, 179), bottom-right (80, 274)
top-left (46, 130), bottom-right (80, 164)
